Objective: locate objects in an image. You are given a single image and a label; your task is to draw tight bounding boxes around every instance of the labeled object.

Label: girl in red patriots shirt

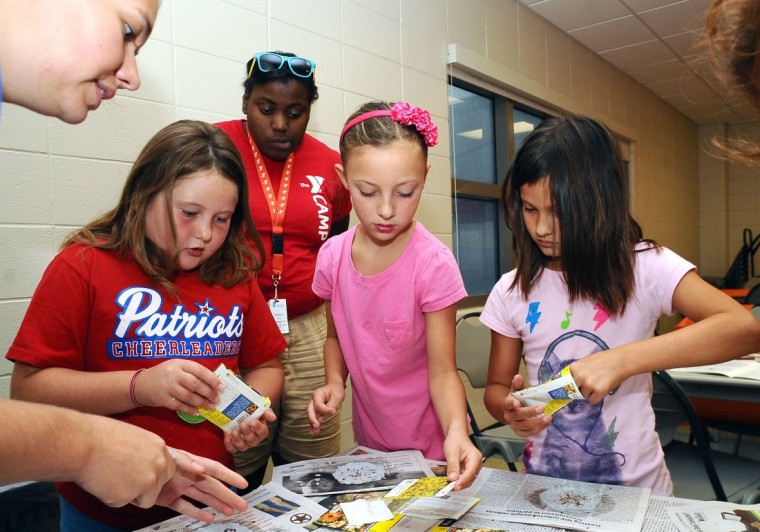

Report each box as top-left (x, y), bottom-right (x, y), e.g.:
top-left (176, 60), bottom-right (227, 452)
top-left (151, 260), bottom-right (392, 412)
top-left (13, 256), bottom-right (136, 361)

top-left (6, 120), bottom-right (286, 531)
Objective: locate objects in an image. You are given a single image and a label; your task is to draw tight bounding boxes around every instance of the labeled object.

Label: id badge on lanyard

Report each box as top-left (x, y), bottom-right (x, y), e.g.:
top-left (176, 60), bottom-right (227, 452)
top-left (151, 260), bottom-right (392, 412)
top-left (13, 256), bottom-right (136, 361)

top-left (268, 298), bottom-right (289, 334)
top-left (246, 123), bottom-right (292, 334)
top-left (267, 264), bottom-right (290, 333)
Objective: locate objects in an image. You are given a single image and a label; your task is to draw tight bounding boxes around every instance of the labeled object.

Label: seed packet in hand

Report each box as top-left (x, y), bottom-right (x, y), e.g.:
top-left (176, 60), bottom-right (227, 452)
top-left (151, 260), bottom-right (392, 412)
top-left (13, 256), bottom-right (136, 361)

top-left (197, 363), bottom-right (270, 432)
top-left (513, 365), bottom-right (585, 415)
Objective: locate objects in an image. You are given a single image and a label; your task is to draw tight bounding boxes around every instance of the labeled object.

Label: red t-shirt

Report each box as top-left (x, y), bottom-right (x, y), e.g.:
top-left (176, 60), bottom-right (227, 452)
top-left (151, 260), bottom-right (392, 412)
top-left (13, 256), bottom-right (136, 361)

top-left (216, 120), bottom-right (352, 317)
top-left (6, 244), bottom-right (287, 529)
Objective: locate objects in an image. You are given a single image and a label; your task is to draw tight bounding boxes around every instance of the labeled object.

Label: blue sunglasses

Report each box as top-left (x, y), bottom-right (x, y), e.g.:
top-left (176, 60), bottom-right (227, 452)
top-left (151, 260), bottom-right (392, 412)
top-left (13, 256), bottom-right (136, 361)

top-left (248, 53), bottom-right (316, 79)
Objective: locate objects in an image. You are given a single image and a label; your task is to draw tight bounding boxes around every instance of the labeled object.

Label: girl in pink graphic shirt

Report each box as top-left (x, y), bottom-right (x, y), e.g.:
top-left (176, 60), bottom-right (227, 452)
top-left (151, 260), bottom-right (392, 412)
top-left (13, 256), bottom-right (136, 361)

top-left (481, 115), bottom-right (760, 494)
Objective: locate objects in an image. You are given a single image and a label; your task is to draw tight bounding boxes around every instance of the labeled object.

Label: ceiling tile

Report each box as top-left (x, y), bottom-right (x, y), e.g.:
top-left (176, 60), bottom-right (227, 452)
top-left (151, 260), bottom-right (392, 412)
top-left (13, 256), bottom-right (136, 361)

top-left (623, 0), bottom-right (687, 13)
top-left (600, 39), bottom-right (675, 72)
top-left (569, 15), bottom-right (656, 52)
top-left (529, 0), bottom-right (629, 31)
top-left (637, 0), bottom-right (713, 36)
top-left (522, 0), bottom-right (753, 124)
top-left (626, 58), bottom-right (689, 84)
top-left (649, 75), bottom-right (703, 98)
top-left (662, 30), bottom-right (703, 57)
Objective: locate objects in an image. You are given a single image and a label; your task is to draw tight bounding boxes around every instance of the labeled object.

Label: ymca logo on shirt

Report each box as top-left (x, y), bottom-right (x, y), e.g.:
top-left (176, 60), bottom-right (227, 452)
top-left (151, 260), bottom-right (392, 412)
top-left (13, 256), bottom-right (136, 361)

top-left (305, 174), bottom-right (330, 241)
top-left (107, 287), bottom-right (243, 359)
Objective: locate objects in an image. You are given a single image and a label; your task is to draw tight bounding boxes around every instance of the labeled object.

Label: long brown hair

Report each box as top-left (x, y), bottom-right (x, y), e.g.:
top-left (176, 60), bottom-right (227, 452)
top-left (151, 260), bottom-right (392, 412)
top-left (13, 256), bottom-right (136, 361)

top-left (503, 115), bottom-right (657, 316)
top-left (63, 120), bottom-right (265, 295)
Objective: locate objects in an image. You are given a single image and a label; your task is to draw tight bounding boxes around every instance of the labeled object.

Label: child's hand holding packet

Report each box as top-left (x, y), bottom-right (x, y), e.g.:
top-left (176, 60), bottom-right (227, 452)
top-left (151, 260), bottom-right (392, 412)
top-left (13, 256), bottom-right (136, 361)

top-left (512, 366), bottom-right (585, 416)
top-left (196, 363), bottom-right (271, 432)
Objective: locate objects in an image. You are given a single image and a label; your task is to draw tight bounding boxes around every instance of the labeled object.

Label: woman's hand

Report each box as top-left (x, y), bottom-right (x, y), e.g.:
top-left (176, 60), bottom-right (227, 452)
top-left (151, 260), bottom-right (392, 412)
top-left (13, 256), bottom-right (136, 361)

top-left (133, 360), bottom-right (223, 416)
top-left (223, 408), bottom-right (276, 453)
top-left (442, 431), bottom-right (482, 490)
top-left (155, 449), bottom-right (248, 522)
top-left (307, 383), bottom-right (345, 435)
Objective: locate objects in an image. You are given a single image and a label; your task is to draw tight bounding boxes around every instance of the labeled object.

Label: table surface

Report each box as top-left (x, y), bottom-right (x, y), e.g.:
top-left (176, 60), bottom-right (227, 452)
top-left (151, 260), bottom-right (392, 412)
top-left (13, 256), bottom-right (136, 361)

top-left (670, 298), bottom-right (759, 404)
top-left (668, 369), bottom-right (760, 403)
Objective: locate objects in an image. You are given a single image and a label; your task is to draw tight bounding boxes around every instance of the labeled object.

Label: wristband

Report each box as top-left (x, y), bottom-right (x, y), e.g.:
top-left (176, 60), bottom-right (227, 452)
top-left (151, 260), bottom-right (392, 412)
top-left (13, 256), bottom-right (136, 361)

top-left (130, 368), bottom-right (146, 407)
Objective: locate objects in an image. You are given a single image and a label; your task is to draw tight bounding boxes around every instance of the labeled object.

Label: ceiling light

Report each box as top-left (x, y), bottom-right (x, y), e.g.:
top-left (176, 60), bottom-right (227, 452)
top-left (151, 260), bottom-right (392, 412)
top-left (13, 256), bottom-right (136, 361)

top-left (514, 121), bottom-right (535, 134)
top-left (457, 129), bottom-right (483, 140)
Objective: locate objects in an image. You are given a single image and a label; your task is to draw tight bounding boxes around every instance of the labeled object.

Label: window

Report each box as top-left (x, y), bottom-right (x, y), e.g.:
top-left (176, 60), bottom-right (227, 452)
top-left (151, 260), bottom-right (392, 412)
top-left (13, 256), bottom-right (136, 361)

top-left (449, 80), bottom-right (546, 302)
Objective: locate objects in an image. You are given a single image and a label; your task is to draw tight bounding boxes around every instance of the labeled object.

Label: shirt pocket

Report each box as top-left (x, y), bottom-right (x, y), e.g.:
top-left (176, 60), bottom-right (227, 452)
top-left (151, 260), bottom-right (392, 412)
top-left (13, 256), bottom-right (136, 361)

top-left (384, 320), bottom-right (412, 350)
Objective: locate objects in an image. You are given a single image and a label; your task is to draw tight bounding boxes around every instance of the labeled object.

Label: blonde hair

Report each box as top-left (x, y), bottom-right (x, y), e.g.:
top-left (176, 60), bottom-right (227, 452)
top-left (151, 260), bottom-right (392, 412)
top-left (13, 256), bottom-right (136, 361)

top-left (339, 101), bottom-right (428, 161)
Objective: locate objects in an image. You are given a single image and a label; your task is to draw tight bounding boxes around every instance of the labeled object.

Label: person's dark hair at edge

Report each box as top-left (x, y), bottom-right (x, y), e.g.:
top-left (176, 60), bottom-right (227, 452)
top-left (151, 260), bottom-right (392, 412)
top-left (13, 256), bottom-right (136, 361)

top-left (243, 50), bottom-right (319, 102)
top-left (503, 115), bottom-right (658, 316)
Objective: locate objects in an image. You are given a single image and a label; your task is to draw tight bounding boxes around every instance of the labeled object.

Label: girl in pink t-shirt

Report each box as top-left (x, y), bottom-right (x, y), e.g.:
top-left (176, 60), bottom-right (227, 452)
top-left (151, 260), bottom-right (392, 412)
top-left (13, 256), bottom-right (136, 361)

top-left (307, 101), bottom-right (482, 490)
top-left (481, 115), bottom-right (760, 493)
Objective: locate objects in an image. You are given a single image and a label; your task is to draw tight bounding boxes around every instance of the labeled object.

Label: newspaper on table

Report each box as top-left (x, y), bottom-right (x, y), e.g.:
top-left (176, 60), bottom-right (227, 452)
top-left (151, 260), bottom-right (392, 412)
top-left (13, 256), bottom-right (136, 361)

top-left (134, 481), bottom-right (328, 531)
top-left (272, 449), bottom-right (435, 497)
top-left (668, 358), bottom-right (760, 381)
top-left (196, 363), bottom-right (270, 432)
top-left (312, 476), bottom-right (479, 531)
top-left (640, 496), bottom-right (699, 532)
top-left (448, 467), bottom-right (650, 532)
top-left (343, 445), bottom-right (449, 478)
top-left (667, 500), bottom-right (760, 532)
top-left (513, 365), bottom-right (585, 415)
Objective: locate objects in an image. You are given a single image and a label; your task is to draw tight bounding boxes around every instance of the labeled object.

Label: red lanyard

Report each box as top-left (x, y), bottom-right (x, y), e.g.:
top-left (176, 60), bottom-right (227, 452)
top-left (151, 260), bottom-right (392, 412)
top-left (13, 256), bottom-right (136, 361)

top-left (245, 123), bottom-right (294, 279)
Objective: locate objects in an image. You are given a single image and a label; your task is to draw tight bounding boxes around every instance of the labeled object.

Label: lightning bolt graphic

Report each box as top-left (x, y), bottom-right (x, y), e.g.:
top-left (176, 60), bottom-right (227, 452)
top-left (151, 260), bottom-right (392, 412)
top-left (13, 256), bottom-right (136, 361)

top-left (526, 302), bottom-right (541, 333)
top-left (592, 303), bottom-right (610, 331)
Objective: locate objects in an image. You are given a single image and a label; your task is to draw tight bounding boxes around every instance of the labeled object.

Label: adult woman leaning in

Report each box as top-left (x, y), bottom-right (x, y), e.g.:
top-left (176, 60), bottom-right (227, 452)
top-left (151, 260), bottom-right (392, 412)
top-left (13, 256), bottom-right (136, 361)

top-left (216, 51), bottom-right (351, 491)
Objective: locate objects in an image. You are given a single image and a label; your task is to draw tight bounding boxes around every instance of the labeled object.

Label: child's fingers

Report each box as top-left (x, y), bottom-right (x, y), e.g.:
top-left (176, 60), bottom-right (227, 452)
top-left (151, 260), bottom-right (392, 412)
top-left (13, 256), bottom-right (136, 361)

top-left (179, 363), bottom-right (222, 407)
top-left (224, 420), bottom-right (267, 452)
top-left (306, 399), bottom-right (326, 434)
top-left (446, 458), bottom-right (460, 483)
top-left (510, 373), bottom-right (526, 391)
top-left (453, 450), bottom-right (481, 490)
top-left (144, 360), bottom-right (221, 411)
top-left (312, 390), bottom-right (338, 416)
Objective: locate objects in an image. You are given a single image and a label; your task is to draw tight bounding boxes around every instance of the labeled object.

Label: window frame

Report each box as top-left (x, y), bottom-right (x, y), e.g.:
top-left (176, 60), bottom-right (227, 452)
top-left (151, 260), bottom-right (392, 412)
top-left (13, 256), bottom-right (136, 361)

top-left (449, 77), bottom-right (549, 306)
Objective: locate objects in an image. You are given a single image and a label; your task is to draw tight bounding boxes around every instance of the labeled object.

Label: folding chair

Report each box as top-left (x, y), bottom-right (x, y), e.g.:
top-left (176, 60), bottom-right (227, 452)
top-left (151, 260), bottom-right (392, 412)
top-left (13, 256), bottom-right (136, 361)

top-left (455, 311), bottom-right (525, 472)
top-left (651, 370), bottom-right (760, 503)
top-left (703, 228), bottom-right (760, 290)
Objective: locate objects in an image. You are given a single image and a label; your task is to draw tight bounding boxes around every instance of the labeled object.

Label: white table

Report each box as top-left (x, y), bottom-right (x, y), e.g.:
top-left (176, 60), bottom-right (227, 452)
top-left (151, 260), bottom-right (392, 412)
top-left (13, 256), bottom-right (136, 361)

top-left (668, 370), bottom-right (760, 404)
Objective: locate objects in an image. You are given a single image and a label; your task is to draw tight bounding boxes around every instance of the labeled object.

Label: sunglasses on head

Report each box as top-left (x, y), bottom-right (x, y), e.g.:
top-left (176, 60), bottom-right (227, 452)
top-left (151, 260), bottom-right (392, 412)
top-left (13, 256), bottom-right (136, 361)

top-left (248, 53), bottom-right (316, 79)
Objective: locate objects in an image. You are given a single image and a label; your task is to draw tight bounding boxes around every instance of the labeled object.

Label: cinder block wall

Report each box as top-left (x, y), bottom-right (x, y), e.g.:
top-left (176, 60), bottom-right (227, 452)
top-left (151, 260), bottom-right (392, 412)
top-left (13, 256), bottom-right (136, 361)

top-left (0, 0), bottom-right (709, 448)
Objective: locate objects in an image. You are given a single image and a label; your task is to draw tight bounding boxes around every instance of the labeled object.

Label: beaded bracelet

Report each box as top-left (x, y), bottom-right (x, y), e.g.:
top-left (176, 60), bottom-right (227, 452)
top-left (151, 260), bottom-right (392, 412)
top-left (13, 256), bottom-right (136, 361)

top-left (130, 368), bottom-right (146, 407)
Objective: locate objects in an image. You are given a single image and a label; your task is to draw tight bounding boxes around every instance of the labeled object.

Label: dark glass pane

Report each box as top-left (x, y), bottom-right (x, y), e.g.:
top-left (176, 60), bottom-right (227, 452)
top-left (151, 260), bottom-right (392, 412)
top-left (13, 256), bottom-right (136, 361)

top-left (448, 85), bottom-right (496, 184)
top-left (452, 197), bottom-right (500, 295)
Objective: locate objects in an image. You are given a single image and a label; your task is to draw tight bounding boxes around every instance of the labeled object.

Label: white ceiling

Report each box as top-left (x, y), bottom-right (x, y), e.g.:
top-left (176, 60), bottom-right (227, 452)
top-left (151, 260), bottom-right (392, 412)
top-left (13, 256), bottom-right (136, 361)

top-left (518, 0), bottom-right (760, 125)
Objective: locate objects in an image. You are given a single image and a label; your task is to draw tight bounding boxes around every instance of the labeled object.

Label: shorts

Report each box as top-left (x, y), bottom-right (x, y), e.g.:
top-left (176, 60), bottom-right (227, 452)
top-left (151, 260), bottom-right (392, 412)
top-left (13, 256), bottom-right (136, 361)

top-left (234, 304), bottom-right (342, 475)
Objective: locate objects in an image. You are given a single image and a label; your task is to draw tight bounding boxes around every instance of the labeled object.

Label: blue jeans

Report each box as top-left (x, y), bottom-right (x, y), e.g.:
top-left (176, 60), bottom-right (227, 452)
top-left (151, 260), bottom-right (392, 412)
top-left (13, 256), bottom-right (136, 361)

top-left (59, 498), bottom-right (129, 532)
